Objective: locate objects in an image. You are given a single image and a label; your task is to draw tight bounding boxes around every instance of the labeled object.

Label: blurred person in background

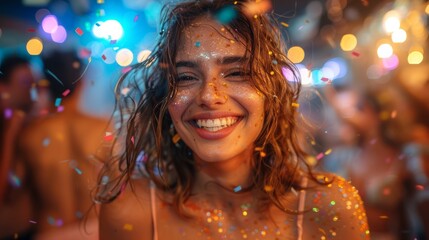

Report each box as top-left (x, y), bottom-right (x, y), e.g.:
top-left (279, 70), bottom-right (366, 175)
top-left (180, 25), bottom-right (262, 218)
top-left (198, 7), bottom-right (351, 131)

top-left (19, 49), bottom-right (110, 240)
top-left (0, 55), bottom-right (37, 239)
top-left (320, 84), bottom-right (408, 240)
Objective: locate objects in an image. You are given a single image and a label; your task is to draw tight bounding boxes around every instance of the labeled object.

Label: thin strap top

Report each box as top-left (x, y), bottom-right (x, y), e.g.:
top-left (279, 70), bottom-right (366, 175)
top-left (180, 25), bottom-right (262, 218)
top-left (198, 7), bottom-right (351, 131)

top-left (149, 179), bottom-right (308, 240)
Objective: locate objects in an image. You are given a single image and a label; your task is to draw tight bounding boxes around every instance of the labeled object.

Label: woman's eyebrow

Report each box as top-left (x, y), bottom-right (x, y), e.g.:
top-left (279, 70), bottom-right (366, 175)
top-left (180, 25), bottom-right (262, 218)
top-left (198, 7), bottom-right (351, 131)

top-left (218, 56), bottom-right (248, 65)
top-left (176, 61), bottom-right (197, 68)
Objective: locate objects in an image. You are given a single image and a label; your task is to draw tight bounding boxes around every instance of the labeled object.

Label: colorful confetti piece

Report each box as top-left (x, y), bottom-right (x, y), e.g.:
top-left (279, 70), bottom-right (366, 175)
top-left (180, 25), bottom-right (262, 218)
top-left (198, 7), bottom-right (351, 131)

top-left (75, 27), bottom-right (83, 36)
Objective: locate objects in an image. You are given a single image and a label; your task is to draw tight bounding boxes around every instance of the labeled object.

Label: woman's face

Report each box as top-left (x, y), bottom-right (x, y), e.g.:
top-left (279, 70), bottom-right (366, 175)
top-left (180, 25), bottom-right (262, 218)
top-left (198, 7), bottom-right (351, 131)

top-left (168, 17), bottom-right (265, 164)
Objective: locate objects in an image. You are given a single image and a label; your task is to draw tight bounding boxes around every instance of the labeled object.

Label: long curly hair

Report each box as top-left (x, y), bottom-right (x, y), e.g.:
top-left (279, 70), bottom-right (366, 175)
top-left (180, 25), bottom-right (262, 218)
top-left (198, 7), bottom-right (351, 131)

top-left (95, 0), bottom-right (314, 215)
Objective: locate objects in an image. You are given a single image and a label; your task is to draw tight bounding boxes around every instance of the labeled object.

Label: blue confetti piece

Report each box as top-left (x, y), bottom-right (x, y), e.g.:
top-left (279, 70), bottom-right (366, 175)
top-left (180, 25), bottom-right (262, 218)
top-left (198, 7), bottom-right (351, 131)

top-left (233, 185), bottom-right (242, 192)
top-left (55, 98), bottom-right (62, 107)
top-left (30, 86), bottom-right (38, 101)
top-left (74, 168), bottom-right (82, 175)
top-left (47, 216), bottom-right (56, 226)
top-left (215, 5), bottom-right (237, 24)
top-left (195, 41), bottom-right (201, 47)
top-left (101, 175), bottom-right (109, 185)
top-left (8, 172), bottom-right (21, 187)
top-left (42, 137), bottom-right (50, 147)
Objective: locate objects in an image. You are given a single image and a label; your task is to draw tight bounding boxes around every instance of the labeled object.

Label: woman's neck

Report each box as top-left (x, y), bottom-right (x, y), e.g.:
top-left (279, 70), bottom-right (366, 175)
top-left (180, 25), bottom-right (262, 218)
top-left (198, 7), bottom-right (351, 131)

top-left (192, 149), bottom-right (254, 197)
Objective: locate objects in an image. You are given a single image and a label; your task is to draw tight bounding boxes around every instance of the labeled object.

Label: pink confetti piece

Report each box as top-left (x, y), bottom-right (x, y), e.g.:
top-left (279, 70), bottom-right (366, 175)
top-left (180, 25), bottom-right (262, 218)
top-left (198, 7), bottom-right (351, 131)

top-left (62, 89), bottom-right (71, 97)
top-left (131, 136), bottom-right (135, 144)
top-left (416, 185), bottom-right (424, 191)
top-left (316, 152), bottom-right (324, 160)
top-left (134, 15), bottom-right (139, 22)
top-left (122, 66), bottom-right (132, 74)
top-left (57, 106), bottom-right (64, 112)
top-left (352, 51), bottom-right (360, 57)
top-left (29, 220), bottom-right (37, 224)
top-left (75, 27), bottom-right (83, 36)
top-left (104, 133), bottom-right (113, 141)
top-left (4, 108), bottom-right (12, 119)
top-left (321, 77), bottom-right (330, 82)
top-left (102, 54), bottom-right (107, 60)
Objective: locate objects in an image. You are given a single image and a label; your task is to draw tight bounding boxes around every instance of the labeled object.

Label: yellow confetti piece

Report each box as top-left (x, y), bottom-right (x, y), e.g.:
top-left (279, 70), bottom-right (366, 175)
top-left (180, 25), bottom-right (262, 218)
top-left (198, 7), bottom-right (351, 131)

top-left (291, 102), bottom-right (300, 108)
top-left (324, 148), bottom-right (332, 155)
top-left (281, 22), bottom-right (289, 27)
top-left (123, 224), bottom-right (133, 231)
top-left (172, 134), bottom-right (181, 144)
top-left (264, 185), bottom-right (274, 192)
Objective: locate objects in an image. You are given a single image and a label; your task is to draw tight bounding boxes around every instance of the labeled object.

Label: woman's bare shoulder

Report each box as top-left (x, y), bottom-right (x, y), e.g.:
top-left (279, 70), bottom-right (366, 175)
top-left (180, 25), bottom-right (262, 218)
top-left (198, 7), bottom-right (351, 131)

top-left (301, 173), bottom-right (370, 239)
top-left (99, 177), bottom-right (153, 240)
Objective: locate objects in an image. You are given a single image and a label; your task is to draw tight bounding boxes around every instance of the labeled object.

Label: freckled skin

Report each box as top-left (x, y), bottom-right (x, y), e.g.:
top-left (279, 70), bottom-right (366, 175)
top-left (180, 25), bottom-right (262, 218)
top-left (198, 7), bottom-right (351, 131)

top-left (167, 18), bottom-right (265, 165)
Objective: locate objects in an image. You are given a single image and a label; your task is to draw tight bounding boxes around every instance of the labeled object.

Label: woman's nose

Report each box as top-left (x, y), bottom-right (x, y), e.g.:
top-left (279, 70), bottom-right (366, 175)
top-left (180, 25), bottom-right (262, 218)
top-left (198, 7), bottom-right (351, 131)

top-left (196, 77), bottom-right (227, 108)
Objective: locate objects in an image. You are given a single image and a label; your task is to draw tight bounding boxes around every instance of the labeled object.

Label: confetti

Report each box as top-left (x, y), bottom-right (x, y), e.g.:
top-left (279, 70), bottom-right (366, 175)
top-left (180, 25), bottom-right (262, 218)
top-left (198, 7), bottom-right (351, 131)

top-left (4, 108), bottom-right (12, 119)
top-left (233, 185), bottom-right (242, 192)
top-left (104, 132), bottom-right (113, 141)
top-left (121, 87), bottom-right (130, 96)
top-left (321, 77), bottom-right (330, 82)
top-left (74, 168), bottom-right (83, 175)
top-left (75, 27), bottom-right (83, 36)
top-left (316, 152), bottom-right (324, 160)
top-left (123, 223), bottom-right (133, 231)
top-left (101, 176), bottom-right (109, 185)
top-left (215, 5), bottom-right (237, 24)
top-left (62, 89), bottom-right (71, 97)
top-left (291, 103), bottom-right (299, 108)
top-left (9, 173), bottom-right (21, 187)
top-left (97, 0), bottom-right (104, 3)
top-left (57, 106), bottom-right (64, 112)
top-left (416, 185), bottom-right (424, 191)
top-left (324, 148), bottom-right (332, 155)
top-left (54, 98), bottom-right (62, 107)
top-left (27, 28), bottom-right (36, 32)
top-left (264, 185), bottom-right (274, 192)
top-left (42, 138), bottom-right (50, 147)
top-left (352, 51), bottom-right (361, 57)
top-left (195, 41), bottom-right (201, 47)
top-left (29, 220), bottom-right (37, 224)
top-left (281, 22), bottom-right (289, 27)
top-left (134, 15), bottom-right (139, 22)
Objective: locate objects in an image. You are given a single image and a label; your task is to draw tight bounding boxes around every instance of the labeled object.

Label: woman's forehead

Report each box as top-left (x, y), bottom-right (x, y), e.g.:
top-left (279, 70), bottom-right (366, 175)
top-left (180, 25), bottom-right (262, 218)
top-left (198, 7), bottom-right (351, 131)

top-left (176, 17), bottom-right (246, 61)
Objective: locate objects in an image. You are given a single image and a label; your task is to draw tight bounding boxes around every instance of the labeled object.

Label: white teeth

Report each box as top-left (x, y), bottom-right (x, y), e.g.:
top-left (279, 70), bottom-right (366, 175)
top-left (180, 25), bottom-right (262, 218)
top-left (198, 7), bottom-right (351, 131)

top-left (195, 117), bottom-right (238, 132)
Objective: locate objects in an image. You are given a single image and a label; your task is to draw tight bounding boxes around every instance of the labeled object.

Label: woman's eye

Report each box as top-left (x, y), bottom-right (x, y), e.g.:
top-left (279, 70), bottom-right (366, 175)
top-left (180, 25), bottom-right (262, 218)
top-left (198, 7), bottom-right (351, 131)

top-left (177, 75), bottom-right (196, 81)
top-left (225, 70), bottom-right (250, 81)
top-left (176, 74), bottom-right (198, 86)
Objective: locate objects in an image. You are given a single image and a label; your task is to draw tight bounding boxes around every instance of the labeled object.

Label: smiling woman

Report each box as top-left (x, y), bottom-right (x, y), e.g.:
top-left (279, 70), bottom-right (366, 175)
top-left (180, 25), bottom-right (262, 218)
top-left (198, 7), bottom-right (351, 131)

top-left (96, 1), bottom-right (370, 239)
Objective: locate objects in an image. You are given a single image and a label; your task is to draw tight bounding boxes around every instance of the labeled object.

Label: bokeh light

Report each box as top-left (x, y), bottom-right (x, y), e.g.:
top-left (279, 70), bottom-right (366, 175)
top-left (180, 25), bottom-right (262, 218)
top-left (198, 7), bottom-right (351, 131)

top-left (102, 48), bottom-right (117, 64)
top-left (287, 46), bottom-right (305, 64)
top-left (382, 54), bottom-right (399, 70)
top-left (51, 25), bottom-right (67, 43)
top-left (92, 20), bottom-right (124, 41)
top-left (377, 43), bottom-right (393, 58)
top-left (137, 50), bottom-right (152, 63)
top-left (382, 10), bottom-right (401, 33)
top-left (116, 48), bottom-right (133, 66)
top-left (408, 51), bottom-right (424, 65)
top-left (41, 15), bottom-right (58, 33)
top-left (26, 37), bottom-right (43, 55)
top-left (340, 34), bottom-right (357, 51)
top-left (391, 28), bottom-right (407, 43)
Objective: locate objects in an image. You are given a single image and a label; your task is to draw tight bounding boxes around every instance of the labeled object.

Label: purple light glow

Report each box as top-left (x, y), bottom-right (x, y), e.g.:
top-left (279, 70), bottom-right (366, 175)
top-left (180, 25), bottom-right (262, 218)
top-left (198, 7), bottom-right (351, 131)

top-left (51, 25), bottom-right (67, 43)
top-left (42, 15), bottom-right (58, 34)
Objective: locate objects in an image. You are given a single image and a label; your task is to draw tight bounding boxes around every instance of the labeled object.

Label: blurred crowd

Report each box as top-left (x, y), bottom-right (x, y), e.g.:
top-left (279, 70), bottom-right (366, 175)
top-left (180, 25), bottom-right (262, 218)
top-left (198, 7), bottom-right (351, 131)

top-left (0, 0), bottom-right (428, 240)
top-left (1, 50), bottom-right (111, 239)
